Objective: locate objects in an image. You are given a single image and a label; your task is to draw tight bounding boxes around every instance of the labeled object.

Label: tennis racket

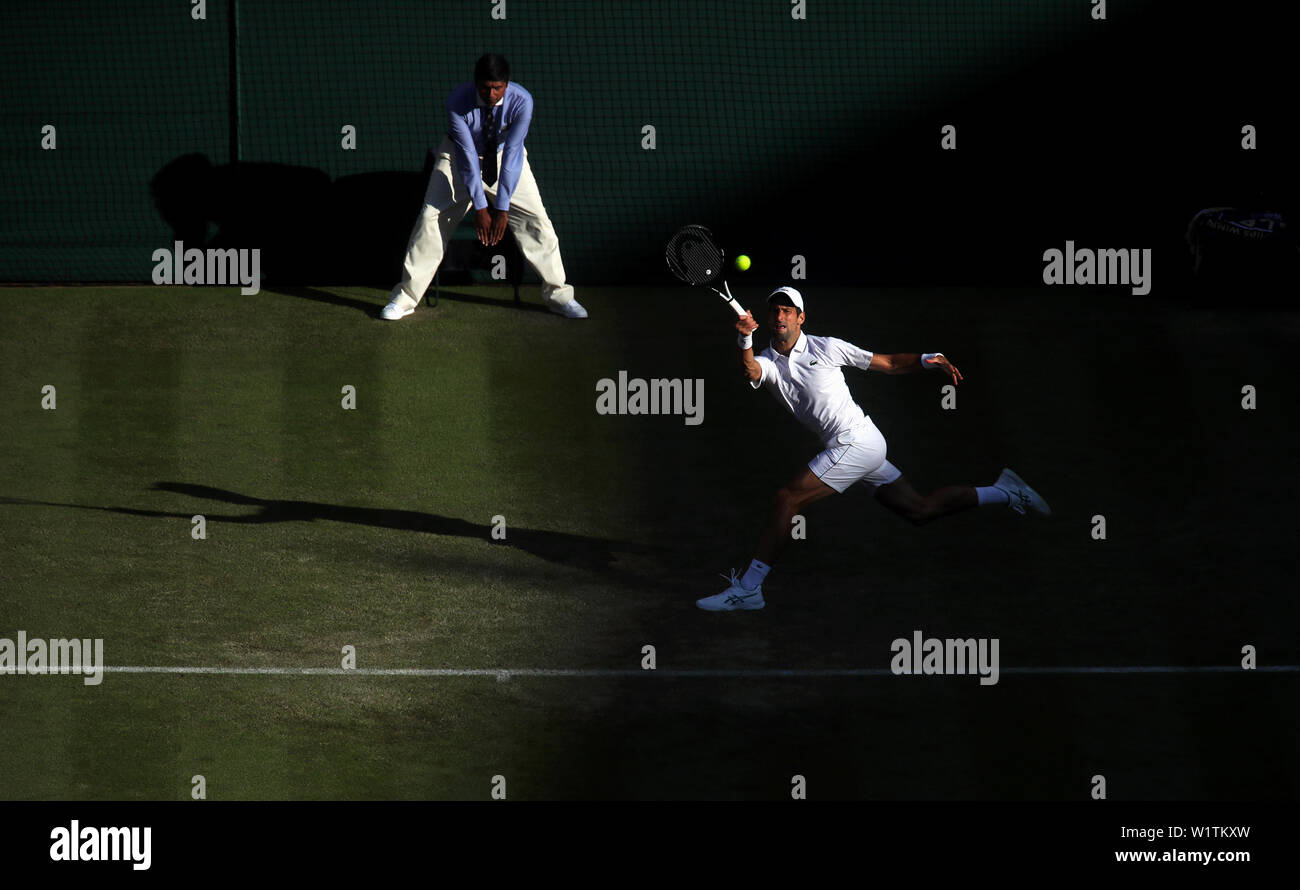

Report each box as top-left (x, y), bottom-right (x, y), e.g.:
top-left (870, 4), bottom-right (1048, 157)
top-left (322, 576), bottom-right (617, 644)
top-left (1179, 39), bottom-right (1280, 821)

top-left (664, 224), bottom-right (747, 317)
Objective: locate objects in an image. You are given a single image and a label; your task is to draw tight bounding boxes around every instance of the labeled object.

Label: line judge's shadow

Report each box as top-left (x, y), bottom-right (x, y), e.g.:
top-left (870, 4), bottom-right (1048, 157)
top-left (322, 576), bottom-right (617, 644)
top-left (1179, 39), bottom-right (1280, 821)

top-left (269, 285), bottom-right (378, 316)
top-left (426, 288), bottom-right (552, 313)
top-left (1, 482), bottom-right (643, 573)
top-left (150, 152), bottom-right (543, 318)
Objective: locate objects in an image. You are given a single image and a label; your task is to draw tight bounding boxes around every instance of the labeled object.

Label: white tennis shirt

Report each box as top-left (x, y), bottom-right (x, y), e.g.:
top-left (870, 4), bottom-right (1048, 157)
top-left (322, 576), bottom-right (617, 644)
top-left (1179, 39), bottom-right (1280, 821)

top-left (751, 332), bottom-right (876, 446)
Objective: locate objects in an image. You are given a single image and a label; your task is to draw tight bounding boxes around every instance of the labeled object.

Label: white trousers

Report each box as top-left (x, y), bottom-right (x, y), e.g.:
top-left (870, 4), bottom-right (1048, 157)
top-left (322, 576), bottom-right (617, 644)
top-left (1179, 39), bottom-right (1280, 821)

top-left (390, 138), bottom-right (575, 307)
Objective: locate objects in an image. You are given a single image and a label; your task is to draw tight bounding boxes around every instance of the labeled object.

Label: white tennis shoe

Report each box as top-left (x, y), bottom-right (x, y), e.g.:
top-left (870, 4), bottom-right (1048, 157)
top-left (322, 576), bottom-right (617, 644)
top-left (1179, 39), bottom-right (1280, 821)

top-left (696, 570), bottom-right (765, 611)
top-left (995, 468), bottom-right (1051, 516)
top-left (381, 294), bottom-right (417, 320)
top-left (548, 298), bottom-right (588, 319)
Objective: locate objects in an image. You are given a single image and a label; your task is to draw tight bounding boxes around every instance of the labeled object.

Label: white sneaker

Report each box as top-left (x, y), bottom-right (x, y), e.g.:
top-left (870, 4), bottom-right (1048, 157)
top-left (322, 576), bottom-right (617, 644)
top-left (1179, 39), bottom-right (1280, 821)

top-left (696, 570), bottom-right (765, 611)
top-left (995, 468), bottom-right (1051, 516)
top-left (548, 298), bottom-right (588, 319)
top-left (381, 294), bottom-right (417, 321)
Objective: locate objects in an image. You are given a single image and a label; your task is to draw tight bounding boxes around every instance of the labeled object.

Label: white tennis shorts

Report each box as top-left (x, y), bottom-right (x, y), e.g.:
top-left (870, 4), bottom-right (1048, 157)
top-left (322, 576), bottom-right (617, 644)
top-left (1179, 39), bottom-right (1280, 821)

top-left (808, 420), bottom-right (902, 494)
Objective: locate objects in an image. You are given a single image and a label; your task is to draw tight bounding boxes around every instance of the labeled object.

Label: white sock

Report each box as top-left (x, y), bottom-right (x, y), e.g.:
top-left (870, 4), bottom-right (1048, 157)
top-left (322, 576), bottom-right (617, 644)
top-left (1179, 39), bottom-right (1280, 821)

top-left (740, 559), bottom-right (770, 590)
top-left (976, 486), bottom-right (1009, 507)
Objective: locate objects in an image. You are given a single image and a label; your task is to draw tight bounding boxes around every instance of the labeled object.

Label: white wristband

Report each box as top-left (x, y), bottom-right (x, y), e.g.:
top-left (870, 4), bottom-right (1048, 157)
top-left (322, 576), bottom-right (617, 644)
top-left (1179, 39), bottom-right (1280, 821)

top-left (921, 352), bottom-right (942, 367)
top-left (738, 332), bottom-right (753, 350)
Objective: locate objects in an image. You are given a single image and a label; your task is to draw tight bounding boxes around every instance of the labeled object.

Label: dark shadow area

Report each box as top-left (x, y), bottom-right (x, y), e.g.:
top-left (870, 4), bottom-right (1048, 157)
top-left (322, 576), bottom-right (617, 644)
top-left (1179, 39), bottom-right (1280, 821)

top-left (717, 2), bottom-right (1297, 296)
top-left (431, 288), bottom-right (550, 312)
top-left (267, 283), bottom-right (546, 318)
top-left (150, 152), bottom-right (532, 296)
top-left (270, 285), bottom-right (378, 316)
top-left (1, 483), bottom-right (646, 572)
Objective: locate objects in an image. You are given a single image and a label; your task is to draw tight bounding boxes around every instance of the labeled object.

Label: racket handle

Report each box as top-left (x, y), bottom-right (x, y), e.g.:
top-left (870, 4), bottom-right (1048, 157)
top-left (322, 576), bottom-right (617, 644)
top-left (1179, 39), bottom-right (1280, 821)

top-left (727, 298), bottom-right (747, 317)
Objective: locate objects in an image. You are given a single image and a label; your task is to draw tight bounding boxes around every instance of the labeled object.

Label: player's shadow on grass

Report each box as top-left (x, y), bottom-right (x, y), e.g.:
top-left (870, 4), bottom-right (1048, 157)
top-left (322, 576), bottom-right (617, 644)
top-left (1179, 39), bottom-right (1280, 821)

top-left (0, 483), bottom-right (642, 573)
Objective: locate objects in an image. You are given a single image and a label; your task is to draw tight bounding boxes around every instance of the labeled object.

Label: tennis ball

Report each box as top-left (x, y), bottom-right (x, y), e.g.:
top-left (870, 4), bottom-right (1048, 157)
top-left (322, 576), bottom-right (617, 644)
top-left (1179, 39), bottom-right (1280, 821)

top-left (735, 255), bottom-right (751, 272)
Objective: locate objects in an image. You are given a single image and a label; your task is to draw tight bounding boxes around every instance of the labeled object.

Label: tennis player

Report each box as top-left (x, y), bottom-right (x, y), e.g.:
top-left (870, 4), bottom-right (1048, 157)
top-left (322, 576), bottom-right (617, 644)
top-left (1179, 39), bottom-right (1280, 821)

top-left (697, 286), bottom-right (1050, 611)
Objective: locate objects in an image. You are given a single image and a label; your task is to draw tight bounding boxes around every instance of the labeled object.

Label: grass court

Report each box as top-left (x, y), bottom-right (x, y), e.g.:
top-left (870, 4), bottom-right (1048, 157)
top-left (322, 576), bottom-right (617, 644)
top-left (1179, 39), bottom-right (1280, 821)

top-left (1, 283), bottom-right (1295, 799)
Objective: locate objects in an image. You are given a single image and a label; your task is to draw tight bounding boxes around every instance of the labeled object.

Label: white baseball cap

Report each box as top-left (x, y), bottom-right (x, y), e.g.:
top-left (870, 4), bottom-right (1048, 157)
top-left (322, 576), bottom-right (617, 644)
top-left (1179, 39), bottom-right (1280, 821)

top-left (767, 286), bottom-right (804, 311)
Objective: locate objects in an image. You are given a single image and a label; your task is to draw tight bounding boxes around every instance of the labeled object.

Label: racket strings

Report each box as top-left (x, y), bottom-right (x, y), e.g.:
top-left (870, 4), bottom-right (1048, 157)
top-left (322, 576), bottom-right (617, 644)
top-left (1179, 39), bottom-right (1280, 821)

top-left (666, 228), bottom-right (724, 285)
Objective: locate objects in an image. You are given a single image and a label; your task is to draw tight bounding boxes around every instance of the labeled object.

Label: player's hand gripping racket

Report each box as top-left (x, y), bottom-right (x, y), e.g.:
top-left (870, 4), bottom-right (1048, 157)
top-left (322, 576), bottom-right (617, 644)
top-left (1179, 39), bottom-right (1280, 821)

top-left (665, 224), bottom-right (747, 317)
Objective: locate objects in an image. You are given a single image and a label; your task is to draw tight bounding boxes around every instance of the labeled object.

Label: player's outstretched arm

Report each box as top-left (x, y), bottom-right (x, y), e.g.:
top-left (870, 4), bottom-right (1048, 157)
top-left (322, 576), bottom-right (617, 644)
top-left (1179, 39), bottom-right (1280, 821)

top-left (736, 311), bottom-right (763, 382)
top-left (869, 353), bottom-right (963, 386)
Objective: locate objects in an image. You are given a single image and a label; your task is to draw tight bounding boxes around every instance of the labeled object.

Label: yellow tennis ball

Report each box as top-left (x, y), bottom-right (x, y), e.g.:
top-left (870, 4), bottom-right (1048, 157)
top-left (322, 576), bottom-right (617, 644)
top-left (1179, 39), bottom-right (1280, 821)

top-left (735, 255), bottom-right (751, 272)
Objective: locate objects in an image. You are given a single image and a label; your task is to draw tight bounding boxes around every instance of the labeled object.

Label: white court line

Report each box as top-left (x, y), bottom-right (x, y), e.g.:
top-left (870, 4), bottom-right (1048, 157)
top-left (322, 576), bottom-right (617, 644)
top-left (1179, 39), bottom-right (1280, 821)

top-left (98, 665), bottom-right (1300, 678)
